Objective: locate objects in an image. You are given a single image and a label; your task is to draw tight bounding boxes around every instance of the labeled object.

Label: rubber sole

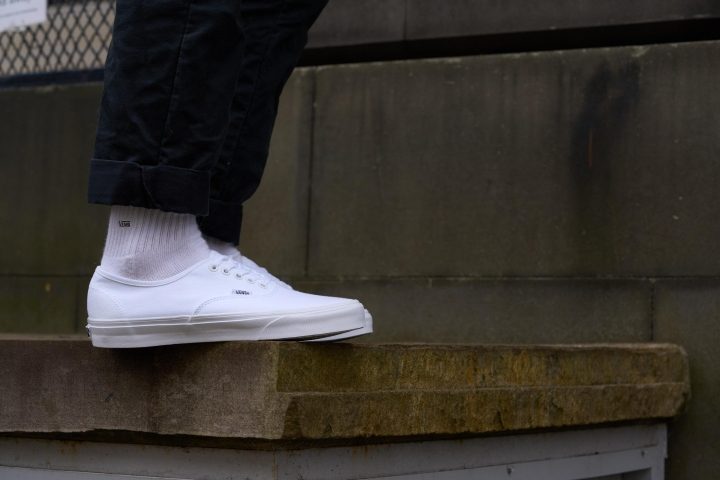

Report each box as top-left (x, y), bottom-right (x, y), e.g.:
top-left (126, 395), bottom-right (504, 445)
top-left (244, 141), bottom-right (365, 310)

top-left (302, 309), bottom-right (373, 342)
top-left (87, 303), bottom-right (365, 348)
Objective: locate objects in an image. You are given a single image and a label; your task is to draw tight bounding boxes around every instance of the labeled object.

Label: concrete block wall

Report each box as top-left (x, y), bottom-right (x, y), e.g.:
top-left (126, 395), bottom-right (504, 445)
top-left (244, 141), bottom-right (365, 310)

top-left (0, 23), bottom-right (718, 480)
top-left (309, 0), bottom-right (720, 47)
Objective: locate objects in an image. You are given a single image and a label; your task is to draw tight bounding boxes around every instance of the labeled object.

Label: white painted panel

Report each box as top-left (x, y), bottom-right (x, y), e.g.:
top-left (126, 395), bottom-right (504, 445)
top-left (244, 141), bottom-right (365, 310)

top-left (0, 465), bottom-right (187, 479)
top-left (278, 425), bottom-right (666, 480)
top-left (363, 448), bottom-right (657, 480)
top-left (0, 438), bottom-right (273, 479)
top-left (0, 425), bottom-right (667, 480)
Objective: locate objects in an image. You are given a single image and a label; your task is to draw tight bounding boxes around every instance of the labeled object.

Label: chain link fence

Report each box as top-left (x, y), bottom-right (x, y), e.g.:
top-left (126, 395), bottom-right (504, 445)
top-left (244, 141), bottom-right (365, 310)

top-left (0, 0), bottom-right (114, 83)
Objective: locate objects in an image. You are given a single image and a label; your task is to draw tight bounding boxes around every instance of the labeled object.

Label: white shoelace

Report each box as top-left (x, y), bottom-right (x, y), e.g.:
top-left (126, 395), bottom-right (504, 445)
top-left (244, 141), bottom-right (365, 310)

top-left (209, 255), bottom-right (270, 288)
top-left (234, 254), bottom-right (292, 289)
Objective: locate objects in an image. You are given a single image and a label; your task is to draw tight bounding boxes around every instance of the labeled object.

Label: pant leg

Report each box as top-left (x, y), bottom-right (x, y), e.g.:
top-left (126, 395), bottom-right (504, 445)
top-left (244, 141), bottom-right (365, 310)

top-left (89, 0), bottom-right (245, 216)
top-left (197, 0), bottom-right (328, 244)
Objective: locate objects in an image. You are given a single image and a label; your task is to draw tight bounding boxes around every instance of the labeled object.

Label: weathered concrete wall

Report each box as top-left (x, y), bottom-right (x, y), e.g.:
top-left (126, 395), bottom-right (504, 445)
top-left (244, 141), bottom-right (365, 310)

top-left (1, 40), bottom-right (718, 478)
top-left (294, 43), bottom-right (720, 479)
top-left (308, 45), bottom-right (720, 277)
top-left (311, 0), bottom-right (720, 47)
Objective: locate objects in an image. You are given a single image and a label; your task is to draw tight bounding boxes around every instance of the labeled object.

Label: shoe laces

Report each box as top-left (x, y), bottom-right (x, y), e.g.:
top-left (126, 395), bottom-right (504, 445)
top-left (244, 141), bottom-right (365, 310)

top-left (209, 255), bottom-right (271, 288)
top-left (234, 253), bottom-right (292, 290)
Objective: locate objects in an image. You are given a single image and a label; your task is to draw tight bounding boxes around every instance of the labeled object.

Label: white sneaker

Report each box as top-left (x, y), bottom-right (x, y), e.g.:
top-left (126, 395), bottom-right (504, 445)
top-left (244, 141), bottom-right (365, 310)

top-left (86, 251), bottom-right (366, 348)
top-left (232, 253), bottom-right (374, 342)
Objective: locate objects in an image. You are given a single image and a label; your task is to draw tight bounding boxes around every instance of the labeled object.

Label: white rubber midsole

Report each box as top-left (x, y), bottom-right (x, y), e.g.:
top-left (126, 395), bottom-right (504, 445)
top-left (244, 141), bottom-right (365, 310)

top-left (303, 309), bottom-right (373, 342)
top-left (87, 303), bottom-right (365, 348)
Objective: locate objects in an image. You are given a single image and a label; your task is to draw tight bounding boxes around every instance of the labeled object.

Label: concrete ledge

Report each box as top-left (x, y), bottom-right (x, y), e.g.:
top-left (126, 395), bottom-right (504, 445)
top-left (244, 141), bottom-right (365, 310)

top-left (0, 338), bottom-right (689, 447)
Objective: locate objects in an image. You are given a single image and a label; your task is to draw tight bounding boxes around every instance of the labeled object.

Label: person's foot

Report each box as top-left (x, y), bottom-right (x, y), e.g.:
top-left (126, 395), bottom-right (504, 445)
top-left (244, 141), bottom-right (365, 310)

top-left (86, 251), bottom-right (366, 348)
top-left (233, 255), bottom-right (374, 342)
top-left (203, 237), bottom-right (374, 342)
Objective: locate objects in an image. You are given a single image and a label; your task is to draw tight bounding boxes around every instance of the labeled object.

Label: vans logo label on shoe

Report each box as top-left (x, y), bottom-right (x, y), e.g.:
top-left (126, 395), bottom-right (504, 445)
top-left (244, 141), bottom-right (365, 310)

top-left (232, 289), bottom-right (250, 295)
top-left (118, 221), bottom-right (131, 227)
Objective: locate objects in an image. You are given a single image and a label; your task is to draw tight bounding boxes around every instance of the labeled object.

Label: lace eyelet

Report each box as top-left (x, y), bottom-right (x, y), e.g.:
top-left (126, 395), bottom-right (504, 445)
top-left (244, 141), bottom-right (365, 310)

top-left (247, 278), bottom-right (255, 284)
top-left (209, 265), bottom-right (218, 272)
top-left (222, 268), bottom-right (231, 275)
top-left (235, 273), bottom-right (242, 279)
top-left (259, 283), bottom-right (268, 289)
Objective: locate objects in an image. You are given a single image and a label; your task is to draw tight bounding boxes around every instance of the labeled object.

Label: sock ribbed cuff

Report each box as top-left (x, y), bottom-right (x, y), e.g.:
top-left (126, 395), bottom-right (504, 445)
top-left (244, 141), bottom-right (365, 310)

top-left (100, 206), bottom-right (209, 281)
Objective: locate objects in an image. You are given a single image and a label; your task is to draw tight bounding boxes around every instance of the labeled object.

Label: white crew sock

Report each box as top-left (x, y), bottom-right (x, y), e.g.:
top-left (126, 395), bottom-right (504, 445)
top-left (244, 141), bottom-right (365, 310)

top-left (203, 235), bottom-right (240, 257)
top-left (100, 206), bottom-right (210, 281)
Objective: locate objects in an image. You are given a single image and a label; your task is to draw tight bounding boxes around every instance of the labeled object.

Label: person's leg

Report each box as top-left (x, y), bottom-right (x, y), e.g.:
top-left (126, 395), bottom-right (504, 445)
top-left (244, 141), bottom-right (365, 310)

top-left (197, 0), bottom-right (328, 245)
top-left (90, 0), bottom-right (245, 215)
top-left (89, 0), bottom-right (245, 279)
top-left (86, 0), bottom-right (370, 347)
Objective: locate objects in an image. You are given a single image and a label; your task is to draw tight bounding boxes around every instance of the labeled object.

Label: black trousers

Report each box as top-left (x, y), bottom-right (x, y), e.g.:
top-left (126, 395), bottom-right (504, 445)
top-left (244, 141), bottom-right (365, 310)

top-left (88, 0), bottom-right (328, 244)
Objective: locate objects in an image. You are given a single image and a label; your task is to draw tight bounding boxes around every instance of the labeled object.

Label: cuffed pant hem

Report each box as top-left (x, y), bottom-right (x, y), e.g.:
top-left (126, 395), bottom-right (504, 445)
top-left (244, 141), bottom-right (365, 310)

top-left (88, 159), bottom-right (211, 216)
top-left (196, 198), bottom-right (244, 244)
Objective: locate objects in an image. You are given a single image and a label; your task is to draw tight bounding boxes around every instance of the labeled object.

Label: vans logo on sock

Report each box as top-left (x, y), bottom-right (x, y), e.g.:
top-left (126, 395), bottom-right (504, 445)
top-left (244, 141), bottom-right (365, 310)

top-left (232, 289), bottom-right (250, 295)
top-left (118, 221), bottom-right (131, 227)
